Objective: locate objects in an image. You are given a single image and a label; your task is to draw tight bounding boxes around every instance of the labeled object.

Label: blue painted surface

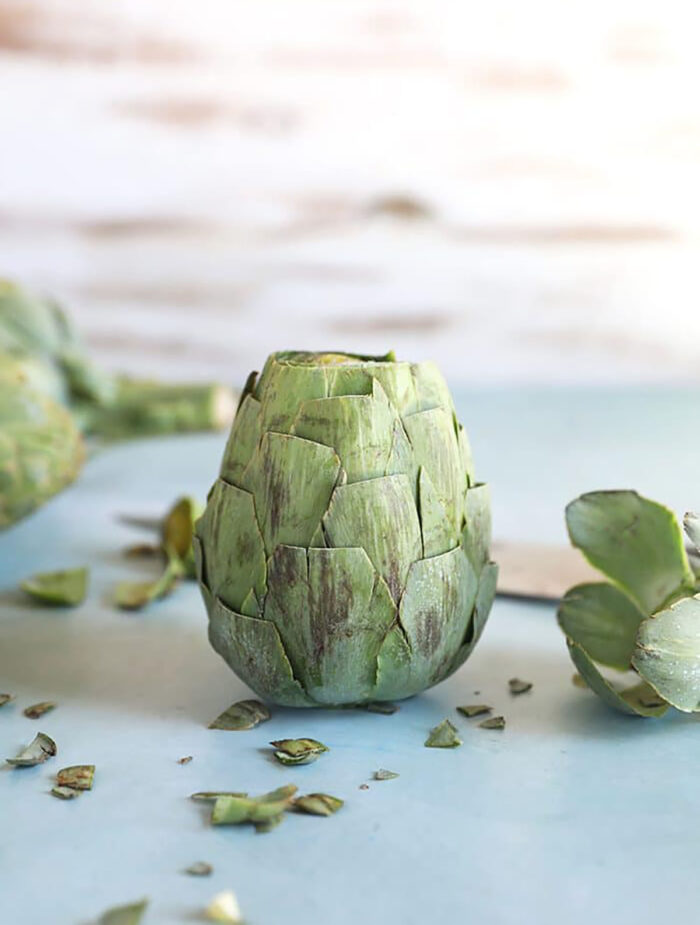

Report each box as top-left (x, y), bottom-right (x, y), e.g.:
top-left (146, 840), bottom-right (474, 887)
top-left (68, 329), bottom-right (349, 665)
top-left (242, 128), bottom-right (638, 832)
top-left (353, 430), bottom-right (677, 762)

top-left (1, 387), bottom-right (700, 925)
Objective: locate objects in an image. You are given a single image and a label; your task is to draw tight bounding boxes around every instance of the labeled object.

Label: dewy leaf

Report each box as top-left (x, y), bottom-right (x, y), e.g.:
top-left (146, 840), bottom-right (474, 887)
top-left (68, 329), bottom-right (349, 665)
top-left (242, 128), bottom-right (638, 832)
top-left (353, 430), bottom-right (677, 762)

top-left (115, 556), bottom-right (184, 610)
top-left (208, 699), bottom-right (270, 731)
top-left (565, 491), bottom-right (694, 614)
top-left (557, 582), bottom-right (646, 671)
top-left (6, 731), bottom-right (57, 767)
top-left (205, 890), bottom-right (243, 923)
top-left (456, 704), bottom-right (492, 718)
top-left (20, 566), bottom-right (88, 606)
top-left (633, 594), bottom-right (700, 712)
top-left (508, 678), bottom-right (532, 695)
top-left (57, 764), bottom-right (94, 790)
top-left (24, 701), bottom-right (56, 719)
top-left (98, 898), bottom-right (149, 925)
top-left (185, 861), bottom-right (213, 876)
top-left (373, 769), bottom-right (399, 780)
top-left (51, 785), bottom-right (81, 800)
top-left (0, 693), bottom-right (14, 707)
top-left (479, 716), bottom-right (506, 730)
top-left (425, 719), bottom-right (461, 748)
top-left (270, 738), bottom-right (329, 765)
top-left (293, 793), bottom-right (344, 816)
top-left (567, 639), bottom-right (668, 717)
top-left (361, 701), bottom-right (399, 715)
top-left (684, 513), bottom-right (700, 554)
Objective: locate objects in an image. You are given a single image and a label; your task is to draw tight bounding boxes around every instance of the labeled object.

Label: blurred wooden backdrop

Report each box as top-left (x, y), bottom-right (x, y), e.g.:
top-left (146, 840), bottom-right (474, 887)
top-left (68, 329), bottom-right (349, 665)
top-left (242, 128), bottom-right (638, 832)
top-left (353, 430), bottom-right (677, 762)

top-left (1, 0), bottom-right (699, 384)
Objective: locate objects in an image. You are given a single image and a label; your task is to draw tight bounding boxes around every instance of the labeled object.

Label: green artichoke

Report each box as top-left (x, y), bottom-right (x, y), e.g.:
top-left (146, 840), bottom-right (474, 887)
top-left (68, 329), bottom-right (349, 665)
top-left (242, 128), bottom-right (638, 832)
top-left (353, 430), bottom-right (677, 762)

top-left (0, 359), bottom-right (84, 529)
top-left (195, 350), bottom-right (497, 707)
top-left (559, 490), bottom-right (700, 716)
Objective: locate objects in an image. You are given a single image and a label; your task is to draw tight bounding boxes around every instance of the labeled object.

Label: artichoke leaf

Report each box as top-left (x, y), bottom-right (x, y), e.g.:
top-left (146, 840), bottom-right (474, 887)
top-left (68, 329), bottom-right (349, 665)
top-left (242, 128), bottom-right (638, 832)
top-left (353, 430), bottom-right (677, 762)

top-left (97, 899), bottom-right (148, 925)
top-left (425, 718), bottom-right (461, 748)
top-left (20, 566), bottom-right (88, 606)
top-left (685, 512), bottom-right (700, 555)
top-left (557, 582), bottom-right (646, 671)
top-left (418, 467), bottom-right (459, 558)
top-left (632, 594), bottom-right (700, 712)
top-left (403, 406), bottom-right (464, 532)
top-left (567, 639), bottom-right (668, 717)
top-left (322, 473), bottom-right (421, 602)
top-left (7, 731), bottom-right (57, 767)
top-left (462, 483), bottom-right (492, 572)
top-left (218, 392), bottom-right (261, 487)
top-left (208, 699), bottom-right (270, 730)
top-left (565, 491), bottom-right (694, 614)
top-left (208, 597), bottom-right (314, 707)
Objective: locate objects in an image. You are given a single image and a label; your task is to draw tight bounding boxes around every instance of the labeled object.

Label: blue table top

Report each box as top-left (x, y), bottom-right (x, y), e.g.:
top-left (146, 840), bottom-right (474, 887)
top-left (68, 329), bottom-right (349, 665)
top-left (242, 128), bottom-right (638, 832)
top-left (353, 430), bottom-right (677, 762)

top-left (2, 386), bottom-right (700, 925)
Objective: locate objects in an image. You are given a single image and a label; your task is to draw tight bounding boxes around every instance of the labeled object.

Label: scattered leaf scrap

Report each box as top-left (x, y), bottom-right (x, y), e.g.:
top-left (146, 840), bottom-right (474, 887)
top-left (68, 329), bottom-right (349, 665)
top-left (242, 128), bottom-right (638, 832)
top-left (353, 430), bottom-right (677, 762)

top-left (98, 898), bottom-right (148, 925)
top-left (20, 567), bottom-right (88, 607)
top-left (57, 764), bottom-right (94, 791)
top-left (51, 785), bottom-right (81, 800)
top-left (509, 678), bottom-right (532, 695)
top-left (373, 769), bottom-right (399, 781)
top-left (115, 556), bottom-right (184, 611)
top-left (209, 699), bottom-right (270, 731)
top-left (6, 732), bottom-right (57, 767)
top-left (456, 704), bottom-right (492, 718)
top-left (211, 784), bottom-right (298, 829)
top-left (185, 861), bottom-right (213, 876)
top-left (293, 793), bottom-right (344, 816)
top-left (191, 791), bottom-right (248, 802)
top-left (0, 693), bottom-right (14, 708)
top-left (359, 783), bottom-right (369, 790)
top-left (361, 701), bottom-right (399, 715)
top-left (205, 889), bottom-right (242, 923)
top-left (479, 715), bottom-right (506, 730)
top-left (177, 755), bottom-right (193, 765)
top-left (24, 701), bottom-right (56, 720)
top-left (425, 719), bottom-right (461, 748)
top-left (123, 543), bottom-right (162, 559)
top-left (270, 738), bottom-right (328, 765)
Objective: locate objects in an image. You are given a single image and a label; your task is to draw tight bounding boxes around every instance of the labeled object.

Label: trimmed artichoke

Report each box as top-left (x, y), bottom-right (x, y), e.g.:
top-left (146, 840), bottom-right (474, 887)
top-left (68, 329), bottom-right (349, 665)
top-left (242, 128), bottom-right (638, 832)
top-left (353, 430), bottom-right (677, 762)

top-left (559, 490), bottom-right (700, 716)
top-left (0, 360), bottom-right (84, 529)
top-left (195, 351), bottom-right (497, 707)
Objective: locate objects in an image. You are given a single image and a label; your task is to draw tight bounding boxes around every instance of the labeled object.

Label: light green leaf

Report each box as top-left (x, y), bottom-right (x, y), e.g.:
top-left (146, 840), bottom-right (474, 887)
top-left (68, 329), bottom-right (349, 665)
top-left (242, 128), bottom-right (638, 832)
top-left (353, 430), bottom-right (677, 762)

top-left (161, 496), bottom-right (201, 577)
top-left (479, 716), bottom-right (506, 730)
top-left (557, 582), bottom-right (646, 671)
top-left (293, 793), bottom-right (344, 815)
top-left (219, 392), bottom-right (261, 486)
top-left (403, 406), bottom-right (464, 531)
top-left (115, 556), bottom-right (184, 610)
top-left (418, 467), bottom-right (459, 558)
top-left (270, 738), bottom-right (329, 765)
top-left (51, 785), bottom-right (81, 800)
top-left (685, 512), bottom-right (700, 554)
top-left (21, 566), bottom-right (88, 606)
top-left (208, 699), bottom-right (270, 731)
top-left (565, 491), bottom-right (694, 614)
top-left (567, 639), bottom-right (668, 717)
top-left (633, 594), bottom-right (700, 712)
top-left (373, 768), bottom-right (399, 780)
top-left (98, 899), bottom-right (148, 925)
top-left (462, 484), bottom-right (492, 572)
top-left (425, 718), bottom-right (461, 748)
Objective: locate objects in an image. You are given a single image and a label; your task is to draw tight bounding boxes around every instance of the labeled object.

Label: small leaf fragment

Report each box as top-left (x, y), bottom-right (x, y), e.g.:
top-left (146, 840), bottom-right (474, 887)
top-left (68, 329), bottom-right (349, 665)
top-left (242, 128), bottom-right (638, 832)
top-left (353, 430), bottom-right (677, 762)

top-left (456, 704), bottom-right (492, 718)
top-left (293, 793), bottom-right (344, 816)
top-left (162, 496), bottom-right (202, 578)
top-left (359, 783), bottom-right (369, 790)
top-left (425, 718), bottom-right (461, 748)
top-left (572, 673), bottom-right (588, 689)
top-left (361, 701), bottom-right (399, 715)
top-left (98, 898), bottom-right (149, 925)
top-left (373, 769), bottom-right (399, 780)
top-left (191, 791), bottom-right (248, 801)
top-left (479, 715), bottom-right (506, 730)
top-left (209, 699), bottom-right (270, 731)
top-left (7, 731), bottom-right (57, 767)
top-left (185, 861), bottom-right (213, 876)
top-left (177, 755), bottom-right (193, 765)
top-left (508, 678), bottom-right (532, 695)
top-left (51, 785), bottom-right (81, 800)
top-left (270, 737), bottom-right (328, 765)
top-left (57, 764), bottom-right (94, 790)
top-left (0, 693), bottom-right (14, 708)
top-left (115, 556), bottom-right (184, 610)
top-left (123, 543), bottom-right (162, 559)
top-left (20, 567), bottom-right (88, 607)
top-left (24, 701), bottom-right (56, 719)
top-left (205, 890), bottom-right (243, 923)
top-left (211, 784), bottom-right (298, 827)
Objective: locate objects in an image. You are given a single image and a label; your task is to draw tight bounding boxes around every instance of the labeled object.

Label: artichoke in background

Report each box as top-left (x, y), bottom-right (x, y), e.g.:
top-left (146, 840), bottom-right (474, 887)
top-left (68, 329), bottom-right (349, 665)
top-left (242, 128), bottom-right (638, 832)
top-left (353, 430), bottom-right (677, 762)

top-left (195, 350), bottom-right (497, 707)
top-left (0, 359), bottom-right (84, 529)
top-left (559, 490), bottom-right (700, 716)
top-left (0, 279), bottom-right (237, 529)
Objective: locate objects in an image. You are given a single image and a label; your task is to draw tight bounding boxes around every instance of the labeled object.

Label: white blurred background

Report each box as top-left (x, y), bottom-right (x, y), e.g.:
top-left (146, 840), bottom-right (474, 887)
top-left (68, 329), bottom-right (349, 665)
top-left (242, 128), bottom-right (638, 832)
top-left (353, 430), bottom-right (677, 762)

top-left (1, 0), bottom-right (699, 385)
